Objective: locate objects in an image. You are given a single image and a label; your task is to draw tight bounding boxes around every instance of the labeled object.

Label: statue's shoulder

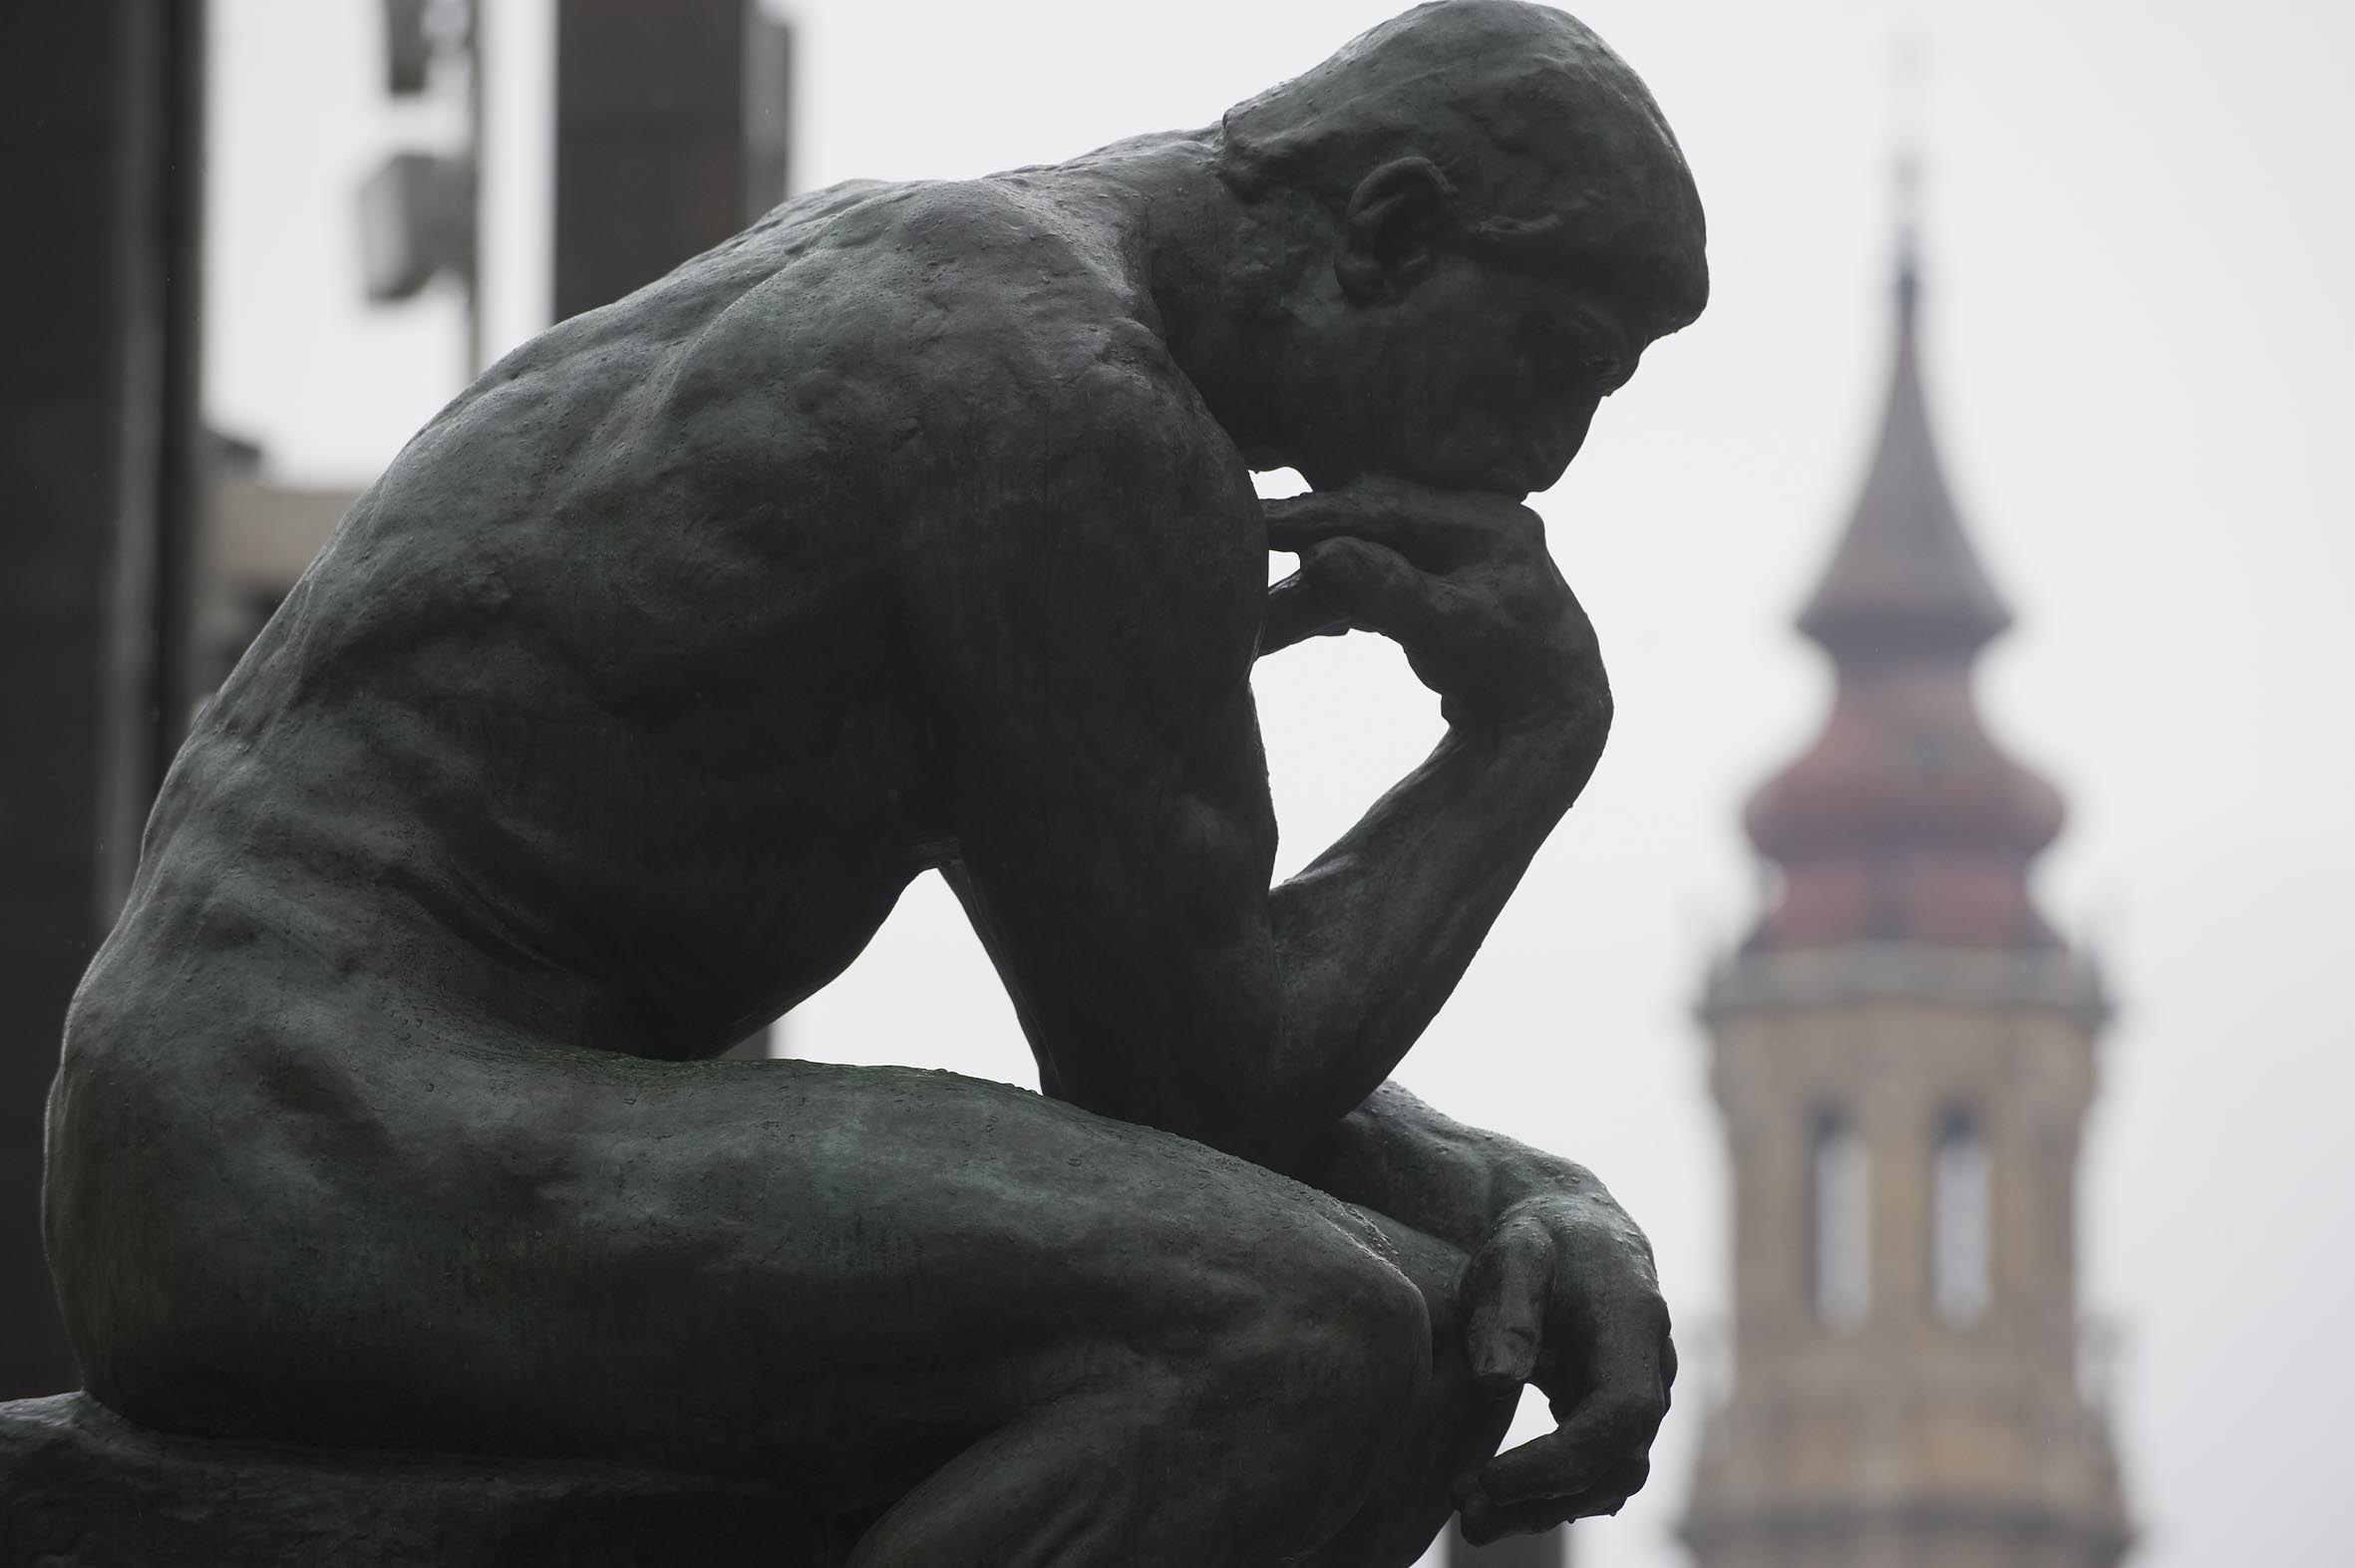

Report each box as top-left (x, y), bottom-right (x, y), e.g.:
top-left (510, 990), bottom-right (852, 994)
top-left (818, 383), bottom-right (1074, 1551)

top-left (738, 176), bottom-right (1222, 479)
top-left (619, 174), bottom-right (1236, 544)
top-left (804, 180), bottom-right (1178, 377)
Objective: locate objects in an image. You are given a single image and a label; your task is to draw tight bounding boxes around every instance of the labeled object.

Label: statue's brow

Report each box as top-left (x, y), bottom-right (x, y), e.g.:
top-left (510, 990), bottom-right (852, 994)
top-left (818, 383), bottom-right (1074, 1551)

top-left (1463, 211), bottom-right (1702, 317)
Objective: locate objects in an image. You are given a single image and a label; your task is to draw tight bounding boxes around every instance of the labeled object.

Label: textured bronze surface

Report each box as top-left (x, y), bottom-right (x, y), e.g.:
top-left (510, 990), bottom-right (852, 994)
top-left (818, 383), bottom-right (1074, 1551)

top-left (21, 5), bottom-right (1706, 1561)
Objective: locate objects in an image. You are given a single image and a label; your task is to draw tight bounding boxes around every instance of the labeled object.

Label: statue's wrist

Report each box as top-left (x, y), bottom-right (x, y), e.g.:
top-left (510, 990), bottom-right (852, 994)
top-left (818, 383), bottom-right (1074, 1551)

top-left (1442, 693), bottom-right (1609, 797)
top-left (1489, 1152), bottom-right (1604, 1220)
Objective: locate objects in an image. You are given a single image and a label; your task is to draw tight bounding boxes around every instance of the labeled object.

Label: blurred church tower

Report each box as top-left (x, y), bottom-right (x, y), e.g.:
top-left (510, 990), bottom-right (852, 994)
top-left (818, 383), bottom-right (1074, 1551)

top-left (1679, 207), bottom-right (2134, 1567)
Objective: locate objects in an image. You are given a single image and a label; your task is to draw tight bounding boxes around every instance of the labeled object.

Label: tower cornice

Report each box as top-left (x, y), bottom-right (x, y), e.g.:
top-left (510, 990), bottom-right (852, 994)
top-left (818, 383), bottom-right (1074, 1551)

top-left (1698, 941), bottom-right (2111, 1033)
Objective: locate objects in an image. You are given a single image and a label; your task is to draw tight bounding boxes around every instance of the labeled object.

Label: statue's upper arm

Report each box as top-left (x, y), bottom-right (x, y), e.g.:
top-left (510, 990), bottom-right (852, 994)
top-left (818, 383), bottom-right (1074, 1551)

top-left (904, 352), bottom-right (1285, 1128)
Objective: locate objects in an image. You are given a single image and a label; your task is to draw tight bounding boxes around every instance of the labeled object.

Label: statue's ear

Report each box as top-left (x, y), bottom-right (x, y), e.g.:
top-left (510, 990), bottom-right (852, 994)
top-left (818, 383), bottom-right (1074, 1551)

top-left (1335, 157), bottom-right (1457, 306)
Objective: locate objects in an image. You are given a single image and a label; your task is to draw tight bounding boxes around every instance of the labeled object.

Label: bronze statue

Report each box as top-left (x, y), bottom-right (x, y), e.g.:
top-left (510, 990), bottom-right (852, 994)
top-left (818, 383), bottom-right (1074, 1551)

top-left (27, 3), bottom-right (1707, 1561)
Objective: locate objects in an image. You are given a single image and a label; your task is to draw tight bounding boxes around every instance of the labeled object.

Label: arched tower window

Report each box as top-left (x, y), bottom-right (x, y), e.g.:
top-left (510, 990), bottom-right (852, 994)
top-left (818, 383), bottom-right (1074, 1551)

top-left (1933, 1105), bottom-right (1991, 1326)
top-left (1810, 1105), bottom-right (1869, 1327)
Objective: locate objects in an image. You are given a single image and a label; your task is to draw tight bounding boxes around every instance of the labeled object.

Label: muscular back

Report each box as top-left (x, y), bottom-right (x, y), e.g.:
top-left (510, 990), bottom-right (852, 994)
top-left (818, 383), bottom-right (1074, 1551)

top-left (103, 173), bottom-right (1266, 1064)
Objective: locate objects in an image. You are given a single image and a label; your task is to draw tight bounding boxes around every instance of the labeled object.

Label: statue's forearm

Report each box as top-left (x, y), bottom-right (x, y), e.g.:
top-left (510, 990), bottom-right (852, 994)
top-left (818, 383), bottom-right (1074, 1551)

top-left (945, 706), bottom-right (1591, 1170)
top-left (1259, 719), bottom-right (1595, 1153)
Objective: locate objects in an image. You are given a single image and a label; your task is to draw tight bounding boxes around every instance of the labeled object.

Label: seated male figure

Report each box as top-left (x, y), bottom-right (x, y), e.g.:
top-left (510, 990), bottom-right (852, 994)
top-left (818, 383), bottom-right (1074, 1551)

top-left (44, 2), bottom-right (1708, 1561)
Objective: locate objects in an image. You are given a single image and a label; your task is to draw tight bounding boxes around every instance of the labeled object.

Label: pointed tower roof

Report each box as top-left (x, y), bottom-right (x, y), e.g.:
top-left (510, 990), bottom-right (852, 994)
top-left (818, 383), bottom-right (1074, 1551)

top-left (1797, 240), bottom-right (2011, 656)
top-left (1741, 227), bottom-right (2066, 953)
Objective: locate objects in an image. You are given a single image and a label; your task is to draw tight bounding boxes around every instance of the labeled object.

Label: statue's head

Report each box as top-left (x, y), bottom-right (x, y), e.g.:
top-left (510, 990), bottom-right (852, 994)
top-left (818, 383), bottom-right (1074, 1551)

top-left (1207, 0), bottom-right (1707, 493)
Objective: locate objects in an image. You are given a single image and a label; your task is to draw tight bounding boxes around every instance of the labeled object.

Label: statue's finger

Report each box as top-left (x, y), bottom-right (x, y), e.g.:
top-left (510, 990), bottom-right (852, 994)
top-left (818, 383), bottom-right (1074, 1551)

top-left (1263, 492), bottom-right (1408, 553)
top-left (1263, 483), bottom-right (1523, 561)
top-left (1559, 1292), bottom-right (1674, 1438)
top-left (1259, 574), bottom-right (1351, 656)
top-left (1459, 1454), bottom-right (1651, 1543)
top-left (1296, 537), bottom-right (1460, 652)
top-left (1480, 1384), bottom-right (1655, 1507)
top-left (1463, 1212), bottom-right (1553, 1389)
top-left (1474, 1426), bottom-right (1603, 1513)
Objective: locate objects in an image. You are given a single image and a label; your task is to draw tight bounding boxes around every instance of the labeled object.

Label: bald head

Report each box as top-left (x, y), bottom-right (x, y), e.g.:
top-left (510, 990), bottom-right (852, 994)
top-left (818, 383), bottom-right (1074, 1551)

top-left (1217, 0), bottom-right (1706, 331)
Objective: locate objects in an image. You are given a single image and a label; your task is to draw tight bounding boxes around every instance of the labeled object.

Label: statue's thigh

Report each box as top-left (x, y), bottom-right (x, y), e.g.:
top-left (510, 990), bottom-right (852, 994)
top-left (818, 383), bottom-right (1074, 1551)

top-left (67, 1030), bottom-right (1400, 1496)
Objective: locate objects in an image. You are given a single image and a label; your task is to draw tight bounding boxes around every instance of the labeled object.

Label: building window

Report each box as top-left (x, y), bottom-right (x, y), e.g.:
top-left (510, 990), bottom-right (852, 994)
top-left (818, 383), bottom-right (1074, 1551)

top-left (1811, 1105), bottom-right (1869, 1327)
top-left (1933, 1105), bottom-right (1992, 1326)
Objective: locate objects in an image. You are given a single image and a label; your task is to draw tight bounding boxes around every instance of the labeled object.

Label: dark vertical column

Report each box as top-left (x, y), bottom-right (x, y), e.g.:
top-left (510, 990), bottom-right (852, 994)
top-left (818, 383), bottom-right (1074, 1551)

top-left (0, 0), bottom-right (204, 1398)
top-left (552, 0), bottom-right (793, 324)
top-left (146, 3), bottom-right (207, 803)
top-left (740, 9), bottom-right (793, 220)
top-left (554, 0), bottom-right (791, 1061)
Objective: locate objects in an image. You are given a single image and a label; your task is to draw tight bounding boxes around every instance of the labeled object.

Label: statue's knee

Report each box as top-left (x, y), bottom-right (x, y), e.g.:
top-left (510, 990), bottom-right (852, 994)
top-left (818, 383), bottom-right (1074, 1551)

top-left (1236, 1241), bottom-right (1431, 1450)
top-left (1328, 1252), bottom-right (1433, 1426)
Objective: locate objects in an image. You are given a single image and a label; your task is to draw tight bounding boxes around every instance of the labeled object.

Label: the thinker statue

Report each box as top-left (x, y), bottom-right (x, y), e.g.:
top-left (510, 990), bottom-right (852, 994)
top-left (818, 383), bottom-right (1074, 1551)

top-left (24, 2), bottom-right (1706, 1562)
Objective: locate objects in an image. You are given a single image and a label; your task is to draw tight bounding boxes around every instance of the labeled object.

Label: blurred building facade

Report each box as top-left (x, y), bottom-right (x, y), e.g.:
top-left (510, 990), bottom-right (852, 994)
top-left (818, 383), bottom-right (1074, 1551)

top-left (1680, 238), bottom-right (2133, 1568)
top-left (554, 0), bottom-right (793, 325)
top-left (212, 0), bottom-right (798, 682)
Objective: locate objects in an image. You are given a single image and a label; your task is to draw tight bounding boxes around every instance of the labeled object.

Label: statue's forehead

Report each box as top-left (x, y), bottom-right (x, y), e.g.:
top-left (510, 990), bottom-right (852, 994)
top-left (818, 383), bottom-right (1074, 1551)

top-left (1471, 68), bottom-right (1701, 231)
top-left (1469, 176), bottom-right (1707, 329)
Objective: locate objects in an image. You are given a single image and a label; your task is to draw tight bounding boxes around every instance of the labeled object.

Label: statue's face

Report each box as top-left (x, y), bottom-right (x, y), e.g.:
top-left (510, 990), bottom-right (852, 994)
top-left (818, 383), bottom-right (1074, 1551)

top-left (1358, 258), bottom-right (1636, 494)
top-left (1328, 230), bottom-right (1701, 496)
top-left (1268, 162), bottom-right (1705, 498)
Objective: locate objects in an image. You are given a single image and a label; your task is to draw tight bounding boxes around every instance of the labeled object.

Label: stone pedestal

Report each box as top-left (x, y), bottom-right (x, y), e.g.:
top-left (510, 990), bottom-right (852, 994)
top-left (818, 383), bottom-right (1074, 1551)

top-left (0, 1394), bottom-right (841, 1566)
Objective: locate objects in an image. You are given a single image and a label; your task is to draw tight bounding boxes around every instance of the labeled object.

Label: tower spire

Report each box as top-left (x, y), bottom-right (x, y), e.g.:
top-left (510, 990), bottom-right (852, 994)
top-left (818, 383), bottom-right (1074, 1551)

top-left (1891, 20), bottom-right (1927, 311)
top-left (1742, 189), bottom-right (2065, 952)
top-left (1894, 147), bottom-right (1922, 318)
top-left (1795, 158), bottom-right (2007, 658)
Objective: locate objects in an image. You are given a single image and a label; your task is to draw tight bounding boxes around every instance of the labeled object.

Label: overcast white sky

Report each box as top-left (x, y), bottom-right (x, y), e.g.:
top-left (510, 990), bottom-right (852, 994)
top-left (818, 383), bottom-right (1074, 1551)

top-left (206, 3), bottom-right (2354, 1564)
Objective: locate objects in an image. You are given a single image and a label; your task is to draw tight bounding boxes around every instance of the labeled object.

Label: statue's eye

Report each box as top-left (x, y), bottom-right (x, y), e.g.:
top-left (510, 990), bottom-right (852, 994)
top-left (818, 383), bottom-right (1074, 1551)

top-left (1534, 322), bottom-right (1629, 395)
top-left (1541, 302), bottom-right (1641, 395)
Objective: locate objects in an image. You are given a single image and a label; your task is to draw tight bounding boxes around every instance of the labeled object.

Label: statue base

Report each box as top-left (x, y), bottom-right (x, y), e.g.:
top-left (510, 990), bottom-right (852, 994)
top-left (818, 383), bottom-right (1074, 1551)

top-left (0, 1394), bottom-right (841, 1566)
